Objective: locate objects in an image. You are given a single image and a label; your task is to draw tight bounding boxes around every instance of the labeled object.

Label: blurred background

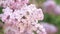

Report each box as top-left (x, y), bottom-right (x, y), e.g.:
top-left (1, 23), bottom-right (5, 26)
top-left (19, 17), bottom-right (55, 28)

top-left (0, 0), bottom-right (60, 34)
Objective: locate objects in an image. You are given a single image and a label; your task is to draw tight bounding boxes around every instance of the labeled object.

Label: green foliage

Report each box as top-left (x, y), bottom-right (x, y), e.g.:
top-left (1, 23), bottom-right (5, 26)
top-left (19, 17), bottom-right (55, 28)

top-left (35, 0), bottom-right (45, 3)
top-left (55, 0), bottom-right (60, 5)
top-left (33, 31), bottom-right (37, 34)
top-left (0, 7), bottom-right (3, 34)
top-left (0, 7), bottom-right (3, 14)
top-left (43, 13), bottom-right (60, 25)
top-left (0, 27), bottom-right (4, 34)
top-left (43, 13), bottom-right (60, 34)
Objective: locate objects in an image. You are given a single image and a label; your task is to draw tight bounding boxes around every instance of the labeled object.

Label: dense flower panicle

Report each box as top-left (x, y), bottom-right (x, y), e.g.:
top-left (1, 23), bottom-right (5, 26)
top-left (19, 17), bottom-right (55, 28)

top-left (43, 0), bottom-right (56, 13)
top-left (1, 4), bottom-right (44, 23)
top-left (41, 22), bottom-right (57, 34)
top-left (43, 0), bottom-right (60, 15)
top-left (0, 0), bottom-right (46, 34)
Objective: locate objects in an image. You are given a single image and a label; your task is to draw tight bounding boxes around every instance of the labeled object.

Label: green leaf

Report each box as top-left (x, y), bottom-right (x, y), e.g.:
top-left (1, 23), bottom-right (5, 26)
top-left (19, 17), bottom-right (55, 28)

top-left (0, 7), bottom-right (3, 14)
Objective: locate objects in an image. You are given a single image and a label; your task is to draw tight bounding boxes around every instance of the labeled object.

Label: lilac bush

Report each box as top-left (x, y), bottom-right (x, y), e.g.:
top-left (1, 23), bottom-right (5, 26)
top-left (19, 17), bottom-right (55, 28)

top-left (0, 0), bottom-right (46, 34)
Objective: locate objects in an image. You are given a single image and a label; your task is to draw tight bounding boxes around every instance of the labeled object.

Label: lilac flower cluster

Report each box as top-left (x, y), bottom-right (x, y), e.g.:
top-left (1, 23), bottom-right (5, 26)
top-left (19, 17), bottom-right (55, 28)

top-left (43, 0), bottom-right (60, 15)
top-left (0, 0), bottom-right (46, 34)
top-left (40, 22), bottom-right (57, 34)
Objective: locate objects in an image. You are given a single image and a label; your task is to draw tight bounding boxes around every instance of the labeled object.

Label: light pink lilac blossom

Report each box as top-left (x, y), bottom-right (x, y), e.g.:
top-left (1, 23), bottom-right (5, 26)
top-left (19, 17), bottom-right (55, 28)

top-left (43, 0), bottom-right (60, 15)
top-left (0, 0), bottom-right (46, 34)
top-left (43, 0), bottom-right (56, 13)
top-left (41, 22), bottom-right (57, 34)
top-left (54, 5), bottom-right (60, 15)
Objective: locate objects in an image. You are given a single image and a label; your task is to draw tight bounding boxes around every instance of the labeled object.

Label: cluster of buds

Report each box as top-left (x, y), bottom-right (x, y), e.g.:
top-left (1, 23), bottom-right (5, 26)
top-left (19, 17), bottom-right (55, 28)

top-left (0, 0), bottom-right (46, 34)
top-left (43, 0), bottom-right (60, 15)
